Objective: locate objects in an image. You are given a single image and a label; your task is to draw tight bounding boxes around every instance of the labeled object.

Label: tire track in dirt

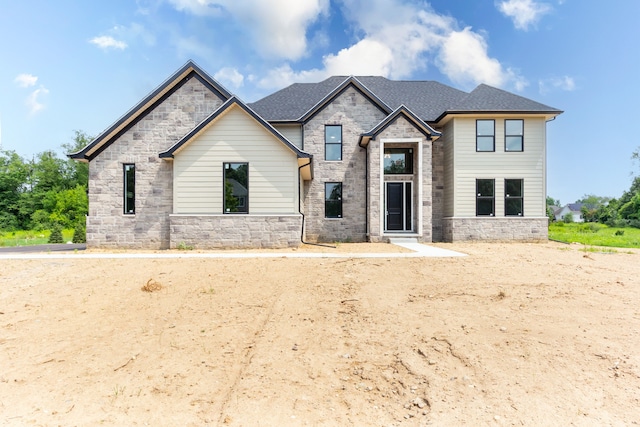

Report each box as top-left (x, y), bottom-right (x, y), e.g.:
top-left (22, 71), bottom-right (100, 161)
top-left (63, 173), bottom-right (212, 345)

top-left (217, 291), bottom-right (283, 424)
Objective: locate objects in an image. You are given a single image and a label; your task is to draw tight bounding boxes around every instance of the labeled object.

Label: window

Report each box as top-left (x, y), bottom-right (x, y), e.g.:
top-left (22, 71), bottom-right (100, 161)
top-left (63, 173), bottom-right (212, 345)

top-left (123, 164), bottom-right (135, 214)
top-left (325, 182), bottom-right (342, 218)
top-left (383, 148), bottom-right (413, 174)
top-left (476, 120), bottom-right (495, 152)
top-left (505, 119), bottom-right (524, 152)
top-left (224, 162), bottom-right (249, 213)
top-left (325, 125), bottom-right (342, 161)
top-left (505, 179), bottom-right (523, 216)
top-left (476, 179), bottom-right (495, 216)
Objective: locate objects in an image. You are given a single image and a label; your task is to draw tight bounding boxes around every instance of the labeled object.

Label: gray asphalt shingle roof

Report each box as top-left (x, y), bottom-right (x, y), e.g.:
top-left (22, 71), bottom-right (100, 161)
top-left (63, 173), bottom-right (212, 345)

top-left (248, 76), bottom-right (561, 123)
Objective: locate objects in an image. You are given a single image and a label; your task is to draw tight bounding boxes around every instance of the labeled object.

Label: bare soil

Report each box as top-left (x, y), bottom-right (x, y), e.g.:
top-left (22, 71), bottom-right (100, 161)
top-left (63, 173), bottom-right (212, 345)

top-left (1, 242), bottom-right (639, 426)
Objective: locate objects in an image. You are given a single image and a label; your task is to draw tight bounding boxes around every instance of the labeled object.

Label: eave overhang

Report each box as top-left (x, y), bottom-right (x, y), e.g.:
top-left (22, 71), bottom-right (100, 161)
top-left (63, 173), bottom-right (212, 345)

top-left (434, 109), bottom-right (564, 126)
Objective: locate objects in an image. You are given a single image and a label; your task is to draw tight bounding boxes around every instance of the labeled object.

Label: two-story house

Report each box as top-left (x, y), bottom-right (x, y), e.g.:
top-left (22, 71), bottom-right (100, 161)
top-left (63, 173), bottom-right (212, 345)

top-left (70, 61), bottom-right (562, 249)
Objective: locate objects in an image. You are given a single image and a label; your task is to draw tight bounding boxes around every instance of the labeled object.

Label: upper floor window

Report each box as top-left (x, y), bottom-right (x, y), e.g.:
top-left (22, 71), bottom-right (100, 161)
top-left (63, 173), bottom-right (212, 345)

top-left (476, 120), bottom-right (495, 152)
top-left (325, 182), bottom-right (342, 218)
top-left (505, 119), bottom-right (524, 152)
top-left (505, 179), bottom-right (523, 216)
top-left (325, 125), bottom-right (342, 161)
top-left (123, 164), bottom-right (135, 214)
top-left (384, 148), bottom-right (414, 174)
top-left (476, 179), bottom-right (495, 216)
top-left (224, 162), bottom-right (249, 214)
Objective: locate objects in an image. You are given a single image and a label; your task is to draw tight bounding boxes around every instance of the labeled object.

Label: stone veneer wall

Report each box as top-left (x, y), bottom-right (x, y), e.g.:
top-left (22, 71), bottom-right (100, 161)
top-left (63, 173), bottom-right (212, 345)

top-left (441, 217), bottom-right (549, 242)
top-left (169, 215), bottom-right (302, 249)
top-left (87, 76), bottom-right (225, 249)
top-left (431, 138), bottom-right (445, 241)
top-left (367, 115), bottom-right (433, 243)
top-left (302, 87), bottom-right (387, 243)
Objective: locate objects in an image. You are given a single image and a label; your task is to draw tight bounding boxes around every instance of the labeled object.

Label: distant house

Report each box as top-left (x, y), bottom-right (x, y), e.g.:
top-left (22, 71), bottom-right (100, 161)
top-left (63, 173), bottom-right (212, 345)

top-left (555, 203), bottom-right (584, 222)
top-left (70, 60), bottom-right (562, 249)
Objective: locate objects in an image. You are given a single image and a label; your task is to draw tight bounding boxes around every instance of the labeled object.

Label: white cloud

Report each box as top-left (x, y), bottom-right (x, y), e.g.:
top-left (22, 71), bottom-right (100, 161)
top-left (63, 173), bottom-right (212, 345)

top-left (89, 35), bottom-right (128, 50)
top-left (214, 67), bottom-right (244, 89)
top-left (539, 75), bottom-right (576, 94)
top-left (260, 0), bottom-right (525, 91)
top-left (438, 27), bottom-right (528, 90)
top-left (167, 0), bottom-right (329, 60)
top-left (26, 87), bottom-right (49, 115)
top-left (497, 0), bottom-right (552, 30)
top-left (14, 73), bottom-right (38, 88)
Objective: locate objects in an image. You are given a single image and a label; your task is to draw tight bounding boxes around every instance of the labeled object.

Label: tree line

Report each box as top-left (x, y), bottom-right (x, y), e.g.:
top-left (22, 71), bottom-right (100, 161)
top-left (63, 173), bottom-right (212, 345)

top-left (0, 131), bottom-right (91, 232)
top-left (548, 148), bottom-right (640, 227)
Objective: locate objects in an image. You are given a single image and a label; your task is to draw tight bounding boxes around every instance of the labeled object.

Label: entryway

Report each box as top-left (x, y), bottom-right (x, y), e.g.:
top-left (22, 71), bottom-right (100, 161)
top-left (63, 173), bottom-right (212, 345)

top-left (385, 181), bottom-right (412, 232)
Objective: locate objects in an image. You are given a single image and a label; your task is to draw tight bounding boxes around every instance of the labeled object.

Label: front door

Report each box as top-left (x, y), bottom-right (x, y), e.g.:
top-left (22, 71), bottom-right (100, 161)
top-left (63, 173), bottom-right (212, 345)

top-left (385, 181), bottom-right (412, 232)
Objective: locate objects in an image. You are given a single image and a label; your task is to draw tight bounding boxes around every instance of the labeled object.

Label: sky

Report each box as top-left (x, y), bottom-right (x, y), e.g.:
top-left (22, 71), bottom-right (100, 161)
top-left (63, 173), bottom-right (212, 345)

top-left (1, 0), bottom-right (639, 205)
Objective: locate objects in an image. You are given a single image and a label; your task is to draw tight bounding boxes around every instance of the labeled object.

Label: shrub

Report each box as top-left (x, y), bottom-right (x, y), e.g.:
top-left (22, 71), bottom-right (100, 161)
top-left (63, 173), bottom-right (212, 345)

top-left (48, 224), bottom-right (64, 244)
top-left (614, 229), bottom-right (625, 236)
top-left (72, 222), bottom-right (86, 243)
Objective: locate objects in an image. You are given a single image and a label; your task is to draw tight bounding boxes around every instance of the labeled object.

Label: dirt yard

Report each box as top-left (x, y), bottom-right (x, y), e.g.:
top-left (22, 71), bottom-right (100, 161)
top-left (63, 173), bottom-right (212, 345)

top-left (1, 242), bottom-right (639, 426)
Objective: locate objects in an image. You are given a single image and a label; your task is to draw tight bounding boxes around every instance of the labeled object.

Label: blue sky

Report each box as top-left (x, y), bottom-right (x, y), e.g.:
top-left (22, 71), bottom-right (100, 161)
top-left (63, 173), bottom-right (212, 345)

top-left (1, 0), bottom-right (638, 205)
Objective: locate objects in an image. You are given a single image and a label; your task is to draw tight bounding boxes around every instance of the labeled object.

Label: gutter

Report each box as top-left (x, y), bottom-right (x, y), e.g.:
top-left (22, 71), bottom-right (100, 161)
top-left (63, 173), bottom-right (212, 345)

top-left (297, 160), bottom-right (335, 248)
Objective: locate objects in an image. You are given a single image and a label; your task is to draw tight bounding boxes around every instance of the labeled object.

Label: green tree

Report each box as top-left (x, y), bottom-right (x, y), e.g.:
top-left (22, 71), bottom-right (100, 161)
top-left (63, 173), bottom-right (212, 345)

top-left (0, 150), bottom-right (29, 230)
top-left (48, 185), bottom-right (88, 228)
top-left (62, 130), bottom-right (91, 188)
top-left (48, 223), bottom-right (64, 244)
top-left (546, 196), bottom-right (560, 207)
top-left (577, 194), bottom-right (610, 222)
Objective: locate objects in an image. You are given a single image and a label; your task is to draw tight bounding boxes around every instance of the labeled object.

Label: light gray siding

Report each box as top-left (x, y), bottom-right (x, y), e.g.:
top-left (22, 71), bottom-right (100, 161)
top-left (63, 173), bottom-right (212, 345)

top-left (441, 120), bottom-right (455, 217)
top-left (273, 124), bottom-right (303, 149)
top-left (451, 116), bottom-right (547, 217)
top-left (173, 105), bottom-right (299, 215)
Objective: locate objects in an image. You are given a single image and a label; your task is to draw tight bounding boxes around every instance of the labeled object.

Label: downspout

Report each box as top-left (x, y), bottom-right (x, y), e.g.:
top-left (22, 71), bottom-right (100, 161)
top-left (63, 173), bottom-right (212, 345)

top-left (298, 160), bottom-right (336, 248)
top-left (358, 136), bottom-right (369, 241)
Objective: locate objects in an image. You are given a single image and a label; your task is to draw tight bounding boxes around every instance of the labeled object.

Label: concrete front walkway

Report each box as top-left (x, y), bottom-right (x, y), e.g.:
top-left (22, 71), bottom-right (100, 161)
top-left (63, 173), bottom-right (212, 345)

top-left (0, 241), bottom-right (466, 260)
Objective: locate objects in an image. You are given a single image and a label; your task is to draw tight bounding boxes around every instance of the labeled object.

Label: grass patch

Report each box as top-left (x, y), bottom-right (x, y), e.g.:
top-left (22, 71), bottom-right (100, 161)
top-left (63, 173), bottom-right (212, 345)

top-left (0, 229), bottom-right (74, 247)
top-left (549, 222), bottom-right (640, 249)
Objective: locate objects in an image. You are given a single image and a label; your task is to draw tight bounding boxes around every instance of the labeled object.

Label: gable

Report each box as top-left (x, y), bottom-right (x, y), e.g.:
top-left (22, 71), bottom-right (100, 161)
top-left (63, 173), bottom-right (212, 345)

top-left (172, 104), bottom-right (302, 215)
top-left (69, 61), bottom-right (232, 162)
top-left (160, 97), bottom-right (311, 160)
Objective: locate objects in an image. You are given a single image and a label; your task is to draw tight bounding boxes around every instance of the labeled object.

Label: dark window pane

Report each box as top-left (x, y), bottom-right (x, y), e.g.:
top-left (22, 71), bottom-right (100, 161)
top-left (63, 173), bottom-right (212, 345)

top-left (325, 182), bottom-right (342, 218)
top-left (477, 199), bottom-right (494, 216)
top-left (505, 179), bottom-right (522, 197)
top-left (477, 179), bottom-right (494, 197)
top-left (505, 198), bottom-right (523, 216)
top-left (224, 162), bottom-right (248, 213)
top-left (124, 164), bottom-right (135, 214)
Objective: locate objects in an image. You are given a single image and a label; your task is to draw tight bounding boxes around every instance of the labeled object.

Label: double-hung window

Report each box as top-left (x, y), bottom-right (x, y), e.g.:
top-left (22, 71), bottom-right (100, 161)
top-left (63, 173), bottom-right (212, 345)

top-left (505, 119), bottom-right (524, 152)
top-left (476, 179), bottom-right (495, 216)
top-left (224, 162), bottom-right (249, 213)
top-left (325, 182), bottom-right (342, 218)
top-left (476, 120), bottom-right (495, 152)
top-left (505, 179), bottom-right (523, 216)
top-left (325, 125), bottom-right (342, 161)
top-left (123, 164), bottom-right (135, 214)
